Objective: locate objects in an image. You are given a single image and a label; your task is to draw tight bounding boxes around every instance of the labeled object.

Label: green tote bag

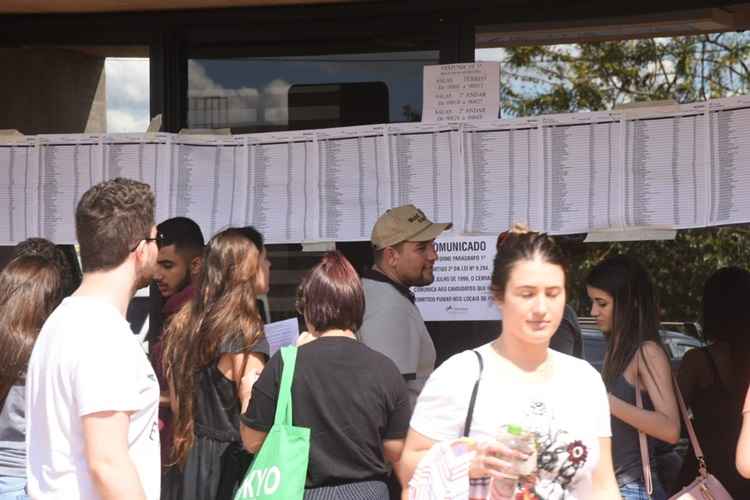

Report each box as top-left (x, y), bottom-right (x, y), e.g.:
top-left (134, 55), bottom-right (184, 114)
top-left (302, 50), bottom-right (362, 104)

top-left (234, 346), bottom-right (310, 500)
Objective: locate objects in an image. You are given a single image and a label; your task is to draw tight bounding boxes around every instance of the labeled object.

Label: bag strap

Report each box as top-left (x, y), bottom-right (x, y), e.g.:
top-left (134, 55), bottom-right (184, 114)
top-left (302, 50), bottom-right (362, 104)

top-left (275, 346), bottom-right (298, 426)
top-left (671, 373), bottom-right (708, 475)
top-left (634, 352), bottom-right (654, 496)
top-left (462, 350), bottom-right (484, 437)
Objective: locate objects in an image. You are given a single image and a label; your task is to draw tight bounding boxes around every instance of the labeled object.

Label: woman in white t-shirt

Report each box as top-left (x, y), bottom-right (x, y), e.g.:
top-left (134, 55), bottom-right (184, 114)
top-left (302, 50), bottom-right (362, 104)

top-left (400, 226), bottom-right (621, 499)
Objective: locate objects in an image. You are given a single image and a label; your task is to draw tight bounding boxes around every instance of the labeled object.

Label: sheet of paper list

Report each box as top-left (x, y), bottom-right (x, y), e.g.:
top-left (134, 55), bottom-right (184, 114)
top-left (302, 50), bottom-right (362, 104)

top-left (246, 133), bottom-right (313, 244)
top-left (709, 103), bottom-right (750, 226)
top-left (37, 136), bottom-right (103, 244)
top-left (263, 317), bottom-right (300, 356)
top-left (316, 126), bottom-right (386, 242)
top-left (103, 135), bottom-right (172, 223)
top-left (624, 112), bottom-right (707, 229)
top-left (462, 122), bottom-right (537, 233)
top-left (543, 118), bottom-right (621, 234)
top-left (386, 123), bottom-right (458, 224)
top-left (0, 139), bottom-right (38, 244)
top-left (170, 137), bottom-right (244, 238)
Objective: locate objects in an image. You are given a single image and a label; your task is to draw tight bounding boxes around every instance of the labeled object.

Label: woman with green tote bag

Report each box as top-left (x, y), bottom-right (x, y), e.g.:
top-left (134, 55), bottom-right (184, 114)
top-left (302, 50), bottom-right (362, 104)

top-left (235, 346), bottom-right (310, 500)
top-left (240, 252), bottom-right (411, 500)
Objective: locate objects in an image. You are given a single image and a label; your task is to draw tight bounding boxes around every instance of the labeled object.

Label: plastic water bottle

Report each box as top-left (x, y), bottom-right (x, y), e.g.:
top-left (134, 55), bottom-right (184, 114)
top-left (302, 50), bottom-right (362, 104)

top-left (488, 424), bottom-right (536, 499)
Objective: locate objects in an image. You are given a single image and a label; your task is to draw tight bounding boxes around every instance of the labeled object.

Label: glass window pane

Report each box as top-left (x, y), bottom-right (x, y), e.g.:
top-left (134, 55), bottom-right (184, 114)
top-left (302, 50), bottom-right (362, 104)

top-left (187, 51), bottom-right (439, 132)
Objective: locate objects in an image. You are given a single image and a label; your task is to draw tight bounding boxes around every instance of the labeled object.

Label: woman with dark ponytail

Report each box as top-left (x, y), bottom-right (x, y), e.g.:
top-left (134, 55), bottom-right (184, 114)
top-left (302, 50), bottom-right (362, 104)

top-left (586, 255), bottom-right (680, 499)
top-left (401, 225), bottom-right (620, 499)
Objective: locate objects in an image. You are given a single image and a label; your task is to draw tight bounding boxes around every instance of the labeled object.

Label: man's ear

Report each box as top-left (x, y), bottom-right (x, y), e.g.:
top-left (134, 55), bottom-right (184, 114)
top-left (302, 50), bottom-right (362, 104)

top-left (133, 240), bottom-right (149, 265)
top-left (190, 255), bottom-right (203, 280)
top-left (384, 246), bottom-right (400, 268)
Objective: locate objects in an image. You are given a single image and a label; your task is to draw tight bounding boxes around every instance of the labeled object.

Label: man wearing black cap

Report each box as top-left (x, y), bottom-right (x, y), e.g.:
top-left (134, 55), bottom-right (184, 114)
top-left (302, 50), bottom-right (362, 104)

top-left (148, 216), bottom-right (204, 490)
top-left (359, 204), bottom-right (452, 409)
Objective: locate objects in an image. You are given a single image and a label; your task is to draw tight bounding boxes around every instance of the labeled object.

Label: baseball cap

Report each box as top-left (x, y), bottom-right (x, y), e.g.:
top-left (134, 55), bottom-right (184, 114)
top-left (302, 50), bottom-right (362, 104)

top-left (371, 204), bottom-right (452, 250)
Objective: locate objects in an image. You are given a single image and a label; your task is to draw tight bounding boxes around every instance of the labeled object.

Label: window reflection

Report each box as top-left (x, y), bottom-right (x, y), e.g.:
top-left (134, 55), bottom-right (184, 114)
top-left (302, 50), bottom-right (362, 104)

top-left (187, 51), bottom-right (438, 132)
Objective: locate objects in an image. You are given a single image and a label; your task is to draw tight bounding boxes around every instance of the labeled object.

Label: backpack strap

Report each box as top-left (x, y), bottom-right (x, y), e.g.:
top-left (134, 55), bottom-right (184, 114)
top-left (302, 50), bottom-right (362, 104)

top-left (462, 350), bottom-right (484, 437)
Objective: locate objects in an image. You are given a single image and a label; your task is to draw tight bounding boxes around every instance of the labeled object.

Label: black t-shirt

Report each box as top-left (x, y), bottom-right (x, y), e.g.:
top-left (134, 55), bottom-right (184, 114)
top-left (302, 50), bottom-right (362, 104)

top-left (193, 330), bottom-right (270, 439)
top-left (241, 337), bottom-right (411, 488)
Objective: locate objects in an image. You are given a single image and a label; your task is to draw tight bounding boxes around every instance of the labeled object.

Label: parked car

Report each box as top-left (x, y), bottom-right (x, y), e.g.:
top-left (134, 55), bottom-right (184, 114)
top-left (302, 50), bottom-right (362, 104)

top-left (579, 318), bottom-right (704, 372)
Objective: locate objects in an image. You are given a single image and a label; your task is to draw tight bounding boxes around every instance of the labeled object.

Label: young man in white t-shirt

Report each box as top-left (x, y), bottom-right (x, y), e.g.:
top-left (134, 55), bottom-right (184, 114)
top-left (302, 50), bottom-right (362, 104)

top-left (25, 178), bottom-right (161, 500)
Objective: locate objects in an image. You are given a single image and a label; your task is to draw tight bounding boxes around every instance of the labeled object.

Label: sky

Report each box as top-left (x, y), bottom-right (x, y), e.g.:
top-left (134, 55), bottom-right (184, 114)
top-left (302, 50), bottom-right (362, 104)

top-left (105, 58), bottom-right (150, 133)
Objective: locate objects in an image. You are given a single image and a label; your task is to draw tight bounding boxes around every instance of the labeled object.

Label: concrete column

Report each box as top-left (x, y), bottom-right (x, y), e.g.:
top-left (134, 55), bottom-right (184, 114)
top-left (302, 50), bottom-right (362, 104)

top-left (0, 48), bottom-right (106, 134)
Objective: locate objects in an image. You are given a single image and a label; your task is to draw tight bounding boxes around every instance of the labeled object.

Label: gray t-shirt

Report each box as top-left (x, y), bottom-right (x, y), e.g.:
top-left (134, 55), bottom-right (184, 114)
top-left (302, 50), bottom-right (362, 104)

top-left (359, 277), bottom-right (436, 409)
top-left (0, 383), bottom-right (27, 477)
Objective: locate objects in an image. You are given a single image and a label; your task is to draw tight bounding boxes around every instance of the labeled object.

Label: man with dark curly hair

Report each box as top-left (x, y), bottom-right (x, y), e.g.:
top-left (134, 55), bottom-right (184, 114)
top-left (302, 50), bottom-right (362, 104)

top-left (25, 178), bottom-right (161, 500)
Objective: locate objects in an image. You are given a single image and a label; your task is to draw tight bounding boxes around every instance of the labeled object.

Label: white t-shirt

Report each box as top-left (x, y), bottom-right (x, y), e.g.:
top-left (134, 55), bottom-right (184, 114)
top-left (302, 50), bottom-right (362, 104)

top-left (410, 342), bottom-right (611, 500)
top-left (25, 296), bottom-right (160, 500)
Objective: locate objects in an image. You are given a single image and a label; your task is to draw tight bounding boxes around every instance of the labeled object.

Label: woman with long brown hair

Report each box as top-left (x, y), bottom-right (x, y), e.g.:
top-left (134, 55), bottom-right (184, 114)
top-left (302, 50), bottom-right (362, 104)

top-left (586, 255), bottom-right (680, 499)
top-left (162, 227), bottom-right (270, 500)
top-left (0, 255), bottom-right (64, 500)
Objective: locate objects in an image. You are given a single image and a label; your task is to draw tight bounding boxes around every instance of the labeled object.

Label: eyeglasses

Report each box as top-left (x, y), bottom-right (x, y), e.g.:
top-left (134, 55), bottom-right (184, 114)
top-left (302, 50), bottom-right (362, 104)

top-left (130, 233), bottom-right (164, 253)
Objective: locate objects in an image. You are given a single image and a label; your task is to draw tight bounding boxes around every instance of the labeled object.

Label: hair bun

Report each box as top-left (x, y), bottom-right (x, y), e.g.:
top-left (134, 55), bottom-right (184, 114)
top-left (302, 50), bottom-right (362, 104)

top-left (509, 223), bottom-right (530, 235)
top-left (496, 223), bottom-right (532, 251)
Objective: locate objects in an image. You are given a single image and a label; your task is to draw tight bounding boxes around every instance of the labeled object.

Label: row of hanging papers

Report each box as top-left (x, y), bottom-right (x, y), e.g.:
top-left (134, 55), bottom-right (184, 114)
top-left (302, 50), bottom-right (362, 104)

top-left (0, 95), bottom-right (748, 245)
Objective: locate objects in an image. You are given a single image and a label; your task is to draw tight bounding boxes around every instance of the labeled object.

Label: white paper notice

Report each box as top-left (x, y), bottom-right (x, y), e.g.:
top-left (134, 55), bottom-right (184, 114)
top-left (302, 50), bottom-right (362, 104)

top-left (623, 105), bottom-right (708, 229)
top-left (245, 131), bottom-right (316, 244)
top-left (386, 123), bottom-right (461, 225)
top-left (462, 118), bottom-right (540, 234)
top-left (103, 134), bottom-right (171, 223)
top-left (413, 235), bottom-right (500, 322)
top-left (708, 97), bottom-right (750, 226)
top-left (422, 62), bottom-right (500, 123)
top-left (0, 137), bottom-right (39, 245)
top-left (37, 135), bottom-right (104, 244)
top-left (315, 125), bottom-right (388, 241)
top-left (542, 112), bottom-right (622, 234)
top-left (263, 318), bottom-right (300, 356)
top-left (170, 135), bottom-right (246, 239)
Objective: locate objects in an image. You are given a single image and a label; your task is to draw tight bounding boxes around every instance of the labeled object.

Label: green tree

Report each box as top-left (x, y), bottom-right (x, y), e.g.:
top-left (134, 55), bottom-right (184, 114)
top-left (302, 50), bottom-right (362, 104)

top-left (501, 34), bottom-right (750, 116)
top-left (499, 34), bottom-right (750, 326)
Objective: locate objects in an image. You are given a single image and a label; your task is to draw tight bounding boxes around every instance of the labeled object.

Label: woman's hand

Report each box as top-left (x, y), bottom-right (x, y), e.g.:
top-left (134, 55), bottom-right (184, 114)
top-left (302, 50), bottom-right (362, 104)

top-left (468, 440), bottom-right (529, 480)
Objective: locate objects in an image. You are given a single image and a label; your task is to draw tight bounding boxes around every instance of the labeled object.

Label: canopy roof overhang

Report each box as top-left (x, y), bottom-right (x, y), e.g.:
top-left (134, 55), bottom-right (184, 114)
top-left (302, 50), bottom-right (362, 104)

top-left (0, 0), bottom-right (372, 14)
top-left (2, 1), bottom-right (749, 47)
